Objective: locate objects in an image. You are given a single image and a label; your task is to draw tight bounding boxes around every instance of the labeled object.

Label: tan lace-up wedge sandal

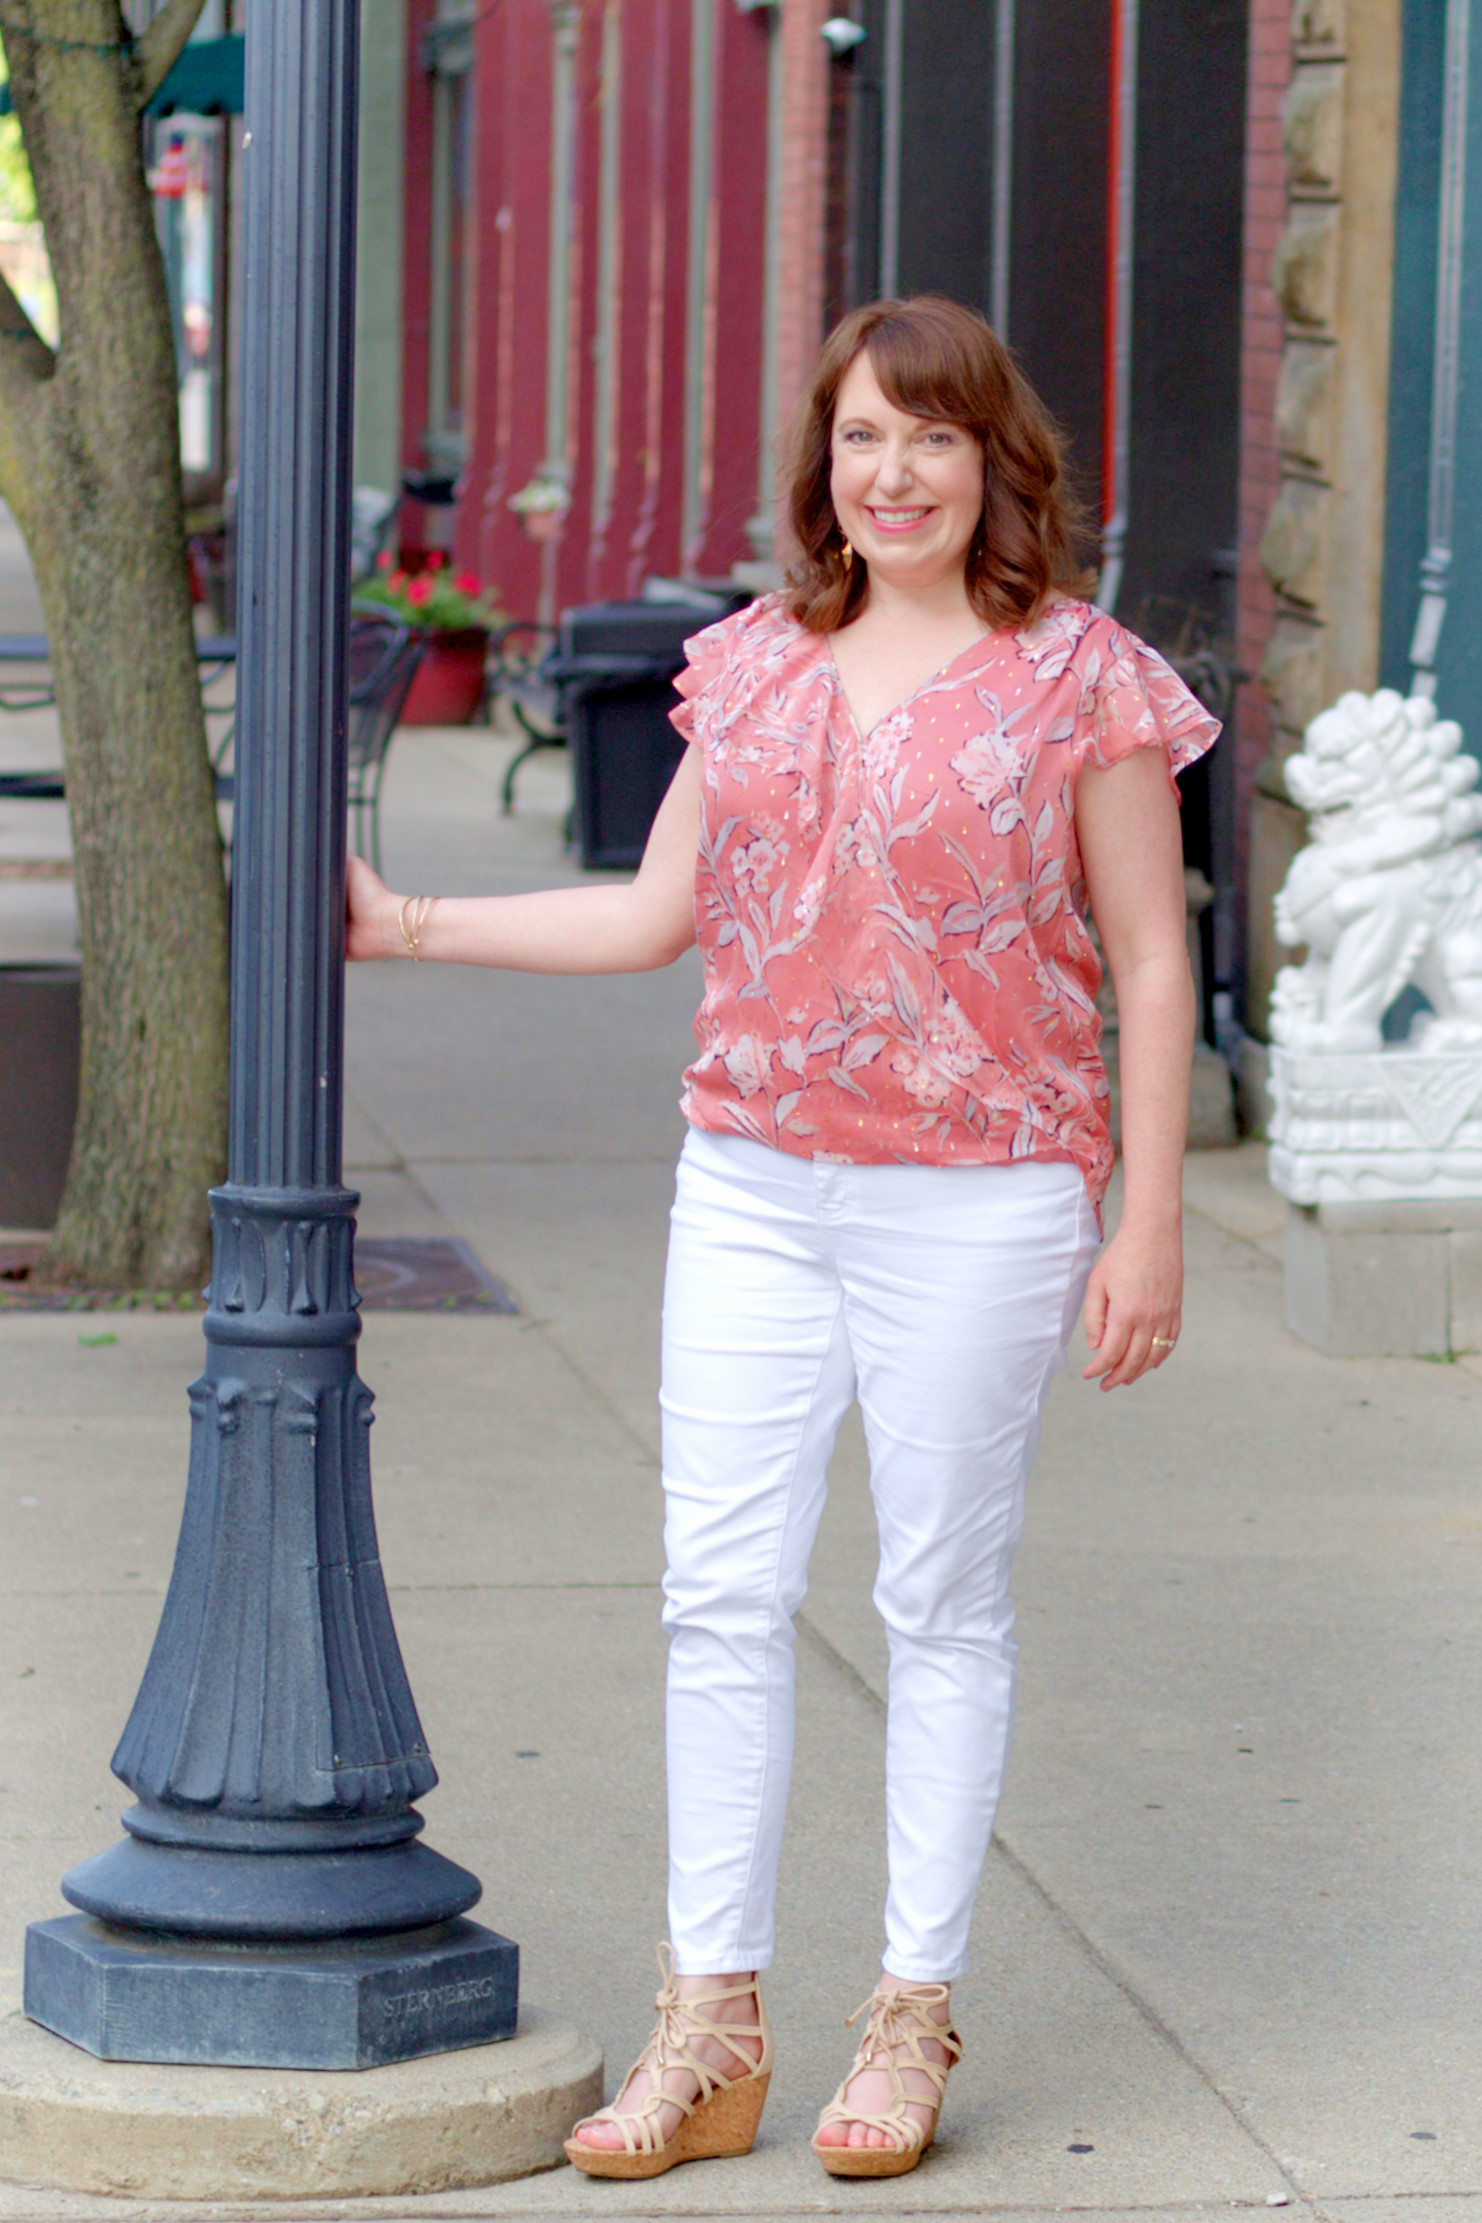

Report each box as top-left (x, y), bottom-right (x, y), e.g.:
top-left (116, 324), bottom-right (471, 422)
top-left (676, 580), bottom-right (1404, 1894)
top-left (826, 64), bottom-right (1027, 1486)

top-left (812, 1981), bottom-right (962, 2179)
top-left (564, 1945), bottom-right (773, 2181)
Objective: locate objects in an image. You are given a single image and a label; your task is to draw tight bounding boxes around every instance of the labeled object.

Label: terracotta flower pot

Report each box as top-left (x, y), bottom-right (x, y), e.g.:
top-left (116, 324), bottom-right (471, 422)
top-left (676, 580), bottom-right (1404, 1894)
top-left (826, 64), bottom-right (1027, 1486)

top-left (521, 507), bottom-right (565, 544)
top-left (399, 627), bottom-right (490, 726)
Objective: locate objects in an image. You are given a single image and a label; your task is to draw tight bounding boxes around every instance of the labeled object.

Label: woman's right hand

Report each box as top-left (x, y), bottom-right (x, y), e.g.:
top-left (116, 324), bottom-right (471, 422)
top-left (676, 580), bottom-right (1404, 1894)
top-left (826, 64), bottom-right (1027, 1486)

top-left (341, 743), bottom-right (702, 975)
top-left (346, 853), bottom-right (402, 961)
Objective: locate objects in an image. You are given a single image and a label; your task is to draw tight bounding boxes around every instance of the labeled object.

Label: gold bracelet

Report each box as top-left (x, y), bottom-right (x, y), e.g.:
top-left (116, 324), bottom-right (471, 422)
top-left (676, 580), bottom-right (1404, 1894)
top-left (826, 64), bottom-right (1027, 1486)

top-left (398, 892), bottom-right (434, 960)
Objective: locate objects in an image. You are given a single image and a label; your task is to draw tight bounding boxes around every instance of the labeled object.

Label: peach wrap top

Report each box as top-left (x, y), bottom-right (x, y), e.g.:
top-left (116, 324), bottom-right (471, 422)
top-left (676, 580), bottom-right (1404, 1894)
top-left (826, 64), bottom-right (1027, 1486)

top-left (668, 591), bottom-right (1220, 1206)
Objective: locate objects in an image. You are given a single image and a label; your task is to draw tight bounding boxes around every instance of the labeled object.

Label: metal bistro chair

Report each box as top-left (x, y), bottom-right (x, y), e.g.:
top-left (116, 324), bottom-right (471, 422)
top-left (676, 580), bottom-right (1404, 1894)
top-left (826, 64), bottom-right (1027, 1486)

top-left (210, 607), bottom-right (425, 873)
top-left (489, 619), bottom-right (566, 816)
top-left (344, 602), bottom-right (427, 873)
top-left (0, 614), bottom-right (422, 871)
top-left (0, 636), bottom-right (238, 809)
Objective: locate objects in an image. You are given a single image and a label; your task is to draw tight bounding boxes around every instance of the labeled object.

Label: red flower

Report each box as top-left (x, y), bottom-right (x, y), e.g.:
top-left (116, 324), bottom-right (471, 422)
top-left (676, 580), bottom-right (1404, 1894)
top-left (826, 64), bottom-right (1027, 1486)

top-left (425, 551), bottom-right (446, 572)
top-left (406, 577), bottom-right (433, 607)
top-left (375, 549), bottom-right (394, 571)
top-left (388, 570), bottom-right (407, 592)
top-left (454, 570), bottom-right (482, 597)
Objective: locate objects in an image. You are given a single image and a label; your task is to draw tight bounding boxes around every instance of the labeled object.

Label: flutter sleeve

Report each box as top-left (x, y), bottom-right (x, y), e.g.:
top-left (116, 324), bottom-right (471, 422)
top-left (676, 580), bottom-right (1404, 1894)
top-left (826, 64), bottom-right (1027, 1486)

top-left (1073, 617), bottom-right (1222, 791)
top-left (668, 608), bottom-right (745, 744)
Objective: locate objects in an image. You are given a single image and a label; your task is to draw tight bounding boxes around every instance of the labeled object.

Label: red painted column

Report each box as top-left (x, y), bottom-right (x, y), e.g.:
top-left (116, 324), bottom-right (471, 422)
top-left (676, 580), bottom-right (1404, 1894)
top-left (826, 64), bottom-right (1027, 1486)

top-left (459, 0), bottom-right (554, 623)
top-left (584, 0), bottom-right (625, 602)
top-left (693, 1), bottom-right (770, 577)
top-left (556, 7), bottom-right (603, 614)
top-left (621, 0), bottom-right (691, 591)
top-left (589, 0), bottom-right (654, 602)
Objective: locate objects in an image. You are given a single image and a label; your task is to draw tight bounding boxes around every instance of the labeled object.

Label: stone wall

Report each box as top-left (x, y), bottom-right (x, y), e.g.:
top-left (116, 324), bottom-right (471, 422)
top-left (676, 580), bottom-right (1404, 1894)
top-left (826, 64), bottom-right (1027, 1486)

top-left (1243, 0), bottom-right (1402, 1035)
top-left (1234, 0), bottom-right (1292, 1036)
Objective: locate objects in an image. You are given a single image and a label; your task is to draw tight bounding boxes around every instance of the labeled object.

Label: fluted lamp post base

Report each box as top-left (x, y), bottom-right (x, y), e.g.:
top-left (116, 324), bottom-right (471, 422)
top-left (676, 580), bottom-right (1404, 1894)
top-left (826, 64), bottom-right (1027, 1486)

top-left (21, 1187), bottom-right (521, 2071)
top-left (57, 1812), bottom-right (484, 1938)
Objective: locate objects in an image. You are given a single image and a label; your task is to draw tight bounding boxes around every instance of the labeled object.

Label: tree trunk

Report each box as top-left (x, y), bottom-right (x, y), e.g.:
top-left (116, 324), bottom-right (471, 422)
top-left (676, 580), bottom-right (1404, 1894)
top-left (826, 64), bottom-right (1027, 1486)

top-left (0, 4), bottom-right (228, 1290)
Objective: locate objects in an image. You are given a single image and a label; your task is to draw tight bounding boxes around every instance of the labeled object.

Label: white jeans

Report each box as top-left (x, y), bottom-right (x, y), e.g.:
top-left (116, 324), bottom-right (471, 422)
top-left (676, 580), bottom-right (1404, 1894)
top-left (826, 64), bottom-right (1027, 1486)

top-left (661, 1128), bottom-right (1100, 1983)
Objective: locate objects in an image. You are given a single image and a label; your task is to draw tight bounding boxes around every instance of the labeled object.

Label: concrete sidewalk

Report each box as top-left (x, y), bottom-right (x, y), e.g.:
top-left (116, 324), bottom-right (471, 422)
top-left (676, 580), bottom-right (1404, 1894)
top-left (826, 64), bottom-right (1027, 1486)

top-left (4, 724), bottom-right (1482, 2220)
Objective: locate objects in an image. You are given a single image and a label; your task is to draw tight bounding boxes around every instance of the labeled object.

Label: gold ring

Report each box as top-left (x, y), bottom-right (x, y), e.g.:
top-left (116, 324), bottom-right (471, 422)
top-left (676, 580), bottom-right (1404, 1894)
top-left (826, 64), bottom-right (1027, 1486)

top-left (1151, 1336), bottom-right (1176, 1349)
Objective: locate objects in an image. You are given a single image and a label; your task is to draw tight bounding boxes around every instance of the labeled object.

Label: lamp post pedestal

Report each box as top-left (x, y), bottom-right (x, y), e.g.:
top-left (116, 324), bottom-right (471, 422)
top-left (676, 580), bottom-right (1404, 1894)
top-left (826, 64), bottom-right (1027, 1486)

top-left (25, 1915), bottom-right (517, 2070)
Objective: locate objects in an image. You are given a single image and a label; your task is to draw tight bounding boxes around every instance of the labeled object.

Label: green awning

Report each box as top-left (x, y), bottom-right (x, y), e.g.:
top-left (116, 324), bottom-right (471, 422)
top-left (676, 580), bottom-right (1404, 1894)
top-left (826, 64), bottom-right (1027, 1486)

top-left (0, 35), bottom-right (245, 118)
top-left (147, 35), bottom-right (244, 117)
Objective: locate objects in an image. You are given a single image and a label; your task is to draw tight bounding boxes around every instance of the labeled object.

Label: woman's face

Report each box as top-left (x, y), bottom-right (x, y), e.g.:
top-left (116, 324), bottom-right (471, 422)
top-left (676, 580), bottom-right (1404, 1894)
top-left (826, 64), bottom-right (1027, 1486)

top-left (828, 351), bottom-right (985, 592)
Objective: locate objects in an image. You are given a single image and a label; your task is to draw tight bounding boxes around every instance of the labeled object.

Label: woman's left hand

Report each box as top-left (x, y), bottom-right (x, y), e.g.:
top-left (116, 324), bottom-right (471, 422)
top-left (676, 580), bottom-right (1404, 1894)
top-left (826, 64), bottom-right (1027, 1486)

top-left (1081, 1218), bottom-right (1182, 1390)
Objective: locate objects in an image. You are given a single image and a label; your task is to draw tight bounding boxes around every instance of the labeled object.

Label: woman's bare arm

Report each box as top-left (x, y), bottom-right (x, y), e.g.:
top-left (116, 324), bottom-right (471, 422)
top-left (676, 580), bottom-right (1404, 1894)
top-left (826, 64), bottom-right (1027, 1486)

top-left (347, 740), bottom-right (703, 974)
top-left (1074, 744), bottom-right (1194, 1389)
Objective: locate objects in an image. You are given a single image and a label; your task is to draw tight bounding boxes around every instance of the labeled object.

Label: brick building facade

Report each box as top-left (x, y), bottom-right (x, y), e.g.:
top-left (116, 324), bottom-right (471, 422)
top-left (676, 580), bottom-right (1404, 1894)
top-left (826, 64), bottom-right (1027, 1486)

top-left (397, 0), bottom-right (831, 627)
top-left (396, 1), bottom-right (1482, 1081)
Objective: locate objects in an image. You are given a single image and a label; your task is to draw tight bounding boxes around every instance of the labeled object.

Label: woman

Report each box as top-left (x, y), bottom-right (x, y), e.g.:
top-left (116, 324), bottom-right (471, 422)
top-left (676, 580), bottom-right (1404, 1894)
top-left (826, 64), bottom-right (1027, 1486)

top-left (347, 296), bottom-right (1217, 2183)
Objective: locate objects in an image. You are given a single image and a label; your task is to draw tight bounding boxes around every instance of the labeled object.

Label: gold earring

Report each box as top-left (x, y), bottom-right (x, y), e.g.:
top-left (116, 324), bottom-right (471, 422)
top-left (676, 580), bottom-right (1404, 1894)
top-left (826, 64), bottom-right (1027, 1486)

top-left (840, 539), bottom-right (853, 570)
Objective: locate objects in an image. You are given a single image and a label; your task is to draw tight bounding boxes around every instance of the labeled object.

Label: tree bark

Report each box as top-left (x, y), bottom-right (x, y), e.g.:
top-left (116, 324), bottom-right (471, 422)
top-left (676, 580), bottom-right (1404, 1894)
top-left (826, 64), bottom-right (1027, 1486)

top-left (1, 3), bottom-right (228, 1290)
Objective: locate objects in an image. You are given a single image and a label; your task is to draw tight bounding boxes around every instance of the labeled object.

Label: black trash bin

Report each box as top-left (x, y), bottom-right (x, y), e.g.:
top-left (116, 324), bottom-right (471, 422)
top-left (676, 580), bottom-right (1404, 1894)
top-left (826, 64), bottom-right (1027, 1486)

top-left (553, 592), bottom-right (752, 870)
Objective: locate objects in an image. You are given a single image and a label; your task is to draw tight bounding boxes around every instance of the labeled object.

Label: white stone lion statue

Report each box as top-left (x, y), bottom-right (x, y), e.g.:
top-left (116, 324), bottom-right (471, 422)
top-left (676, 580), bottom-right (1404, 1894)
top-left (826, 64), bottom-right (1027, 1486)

top-left (1270, 688), bottom-right (1482, 1053)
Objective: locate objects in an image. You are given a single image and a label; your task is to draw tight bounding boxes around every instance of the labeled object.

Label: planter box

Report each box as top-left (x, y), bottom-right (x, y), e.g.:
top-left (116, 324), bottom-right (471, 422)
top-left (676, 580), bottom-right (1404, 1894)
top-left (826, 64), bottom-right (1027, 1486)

top-left (400, 628), bottom-right (488, 726)
top-left (0, 963), bottom-right (80, 1228)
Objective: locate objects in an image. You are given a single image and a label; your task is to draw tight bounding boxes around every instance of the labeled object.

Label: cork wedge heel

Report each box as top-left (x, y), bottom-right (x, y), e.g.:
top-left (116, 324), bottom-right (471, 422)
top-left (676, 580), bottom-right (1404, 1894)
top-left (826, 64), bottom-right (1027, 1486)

top-left (812, 1982), bottom-right (962, 2180)
top-left (564, 1946), bottom-right (772, 2182)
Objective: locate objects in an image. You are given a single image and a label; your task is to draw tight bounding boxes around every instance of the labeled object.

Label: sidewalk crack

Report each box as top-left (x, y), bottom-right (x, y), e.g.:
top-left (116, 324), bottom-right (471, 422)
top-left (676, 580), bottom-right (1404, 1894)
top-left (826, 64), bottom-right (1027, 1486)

top-left (989, 1831), bottom-right (1312, 2211)
top-left (521, 1317), bottom-right (661, 1465)
top-left (795, 1610), bottom-right (1317, 2217)
top-left (1179, 1195), bottom-right (1284, 1269)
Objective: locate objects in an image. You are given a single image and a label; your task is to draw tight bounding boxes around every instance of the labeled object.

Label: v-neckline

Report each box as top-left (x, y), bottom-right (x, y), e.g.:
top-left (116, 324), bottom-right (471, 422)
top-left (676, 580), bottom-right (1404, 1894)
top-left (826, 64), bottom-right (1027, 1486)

top-left (821, 626), bottom-right (997, 741)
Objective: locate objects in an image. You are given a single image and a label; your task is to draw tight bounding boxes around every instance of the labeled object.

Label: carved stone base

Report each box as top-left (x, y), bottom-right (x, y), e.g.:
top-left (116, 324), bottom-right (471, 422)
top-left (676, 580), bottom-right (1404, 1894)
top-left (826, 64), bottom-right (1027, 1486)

top-left (24, 1914), bottom-right (518, 2069)
top-left (1268, 1047), bottom-right (1482, 1353)
top-left (1268, 1046), bottom-right (1482, 1206)
top-left (1236, 1037), bottom-right (1275, 1139)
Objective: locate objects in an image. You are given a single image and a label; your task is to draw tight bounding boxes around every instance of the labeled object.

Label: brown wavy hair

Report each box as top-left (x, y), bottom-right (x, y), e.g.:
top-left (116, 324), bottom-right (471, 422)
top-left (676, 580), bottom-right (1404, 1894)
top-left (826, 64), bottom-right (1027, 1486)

top-left (782, 295), bottom-right (1093, 634)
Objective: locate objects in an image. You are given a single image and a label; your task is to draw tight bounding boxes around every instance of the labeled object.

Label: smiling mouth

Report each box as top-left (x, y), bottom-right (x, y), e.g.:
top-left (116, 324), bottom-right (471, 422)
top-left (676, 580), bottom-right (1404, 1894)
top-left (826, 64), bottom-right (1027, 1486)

top-left (866, 506), bottom-right (934, 529)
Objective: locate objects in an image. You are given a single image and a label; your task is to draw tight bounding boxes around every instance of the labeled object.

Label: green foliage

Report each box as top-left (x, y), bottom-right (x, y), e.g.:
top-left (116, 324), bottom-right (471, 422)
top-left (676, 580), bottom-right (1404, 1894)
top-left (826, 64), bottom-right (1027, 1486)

top-left (357, 553), bottom-right (503, 634)
top-left (0, 41), bottom-right (37, 224)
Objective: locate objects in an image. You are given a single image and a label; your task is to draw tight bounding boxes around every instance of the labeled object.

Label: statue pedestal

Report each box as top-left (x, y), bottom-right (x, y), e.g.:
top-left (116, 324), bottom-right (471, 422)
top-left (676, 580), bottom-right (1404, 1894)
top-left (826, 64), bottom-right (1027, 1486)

top-left (1269, 1046), bottom-right (1482, 1354)
top-left (1283, 1196), bottom-right (1482, 1356)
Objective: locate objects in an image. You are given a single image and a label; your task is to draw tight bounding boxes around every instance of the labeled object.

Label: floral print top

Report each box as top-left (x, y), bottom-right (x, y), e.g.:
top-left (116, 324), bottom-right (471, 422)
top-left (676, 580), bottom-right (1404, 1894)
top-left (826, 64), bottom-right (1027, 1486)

top-left (668, 591), bottom-right (1219, 1206)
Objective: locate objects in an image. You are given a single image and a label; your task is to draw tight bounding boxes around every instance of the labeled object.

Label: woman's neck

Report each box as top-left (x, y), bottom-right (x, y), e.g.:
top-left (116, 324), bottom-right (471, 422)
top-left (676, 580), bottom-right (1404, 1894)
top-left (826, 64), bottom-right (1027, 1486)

top-left (844, 568), bottom-right (977, 634)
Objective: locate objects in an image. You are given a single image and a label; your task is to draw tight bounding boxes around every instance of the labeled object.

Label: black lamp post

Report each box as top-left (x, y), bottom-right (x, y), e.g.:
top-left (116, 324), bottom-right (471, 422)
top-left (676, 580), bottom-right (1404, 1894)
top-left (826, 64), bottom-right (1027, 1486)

top-left (23, 0), bottom-right (516, 2069)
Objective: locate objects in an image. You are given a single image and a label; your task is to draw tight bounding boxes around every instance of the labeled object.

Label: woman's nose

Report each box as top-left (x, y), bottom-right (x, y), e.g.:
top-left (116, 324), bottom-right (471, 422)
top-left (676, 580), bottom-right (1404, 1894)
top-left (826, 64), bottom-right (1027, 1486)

top-left (871, 449), bottom-right (915, 495)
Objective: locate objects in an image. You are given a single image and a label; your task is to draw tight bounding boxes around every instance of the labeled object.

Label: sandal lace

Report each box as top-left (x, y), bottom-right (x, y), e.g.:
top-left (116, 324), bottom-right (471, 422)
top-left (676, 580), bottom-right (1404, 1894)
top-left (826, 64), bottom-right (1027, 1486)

top-left (815, 1982), bottom-right (962, 2156)
top-left (571, 1944), bottom-right (769, 2159)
